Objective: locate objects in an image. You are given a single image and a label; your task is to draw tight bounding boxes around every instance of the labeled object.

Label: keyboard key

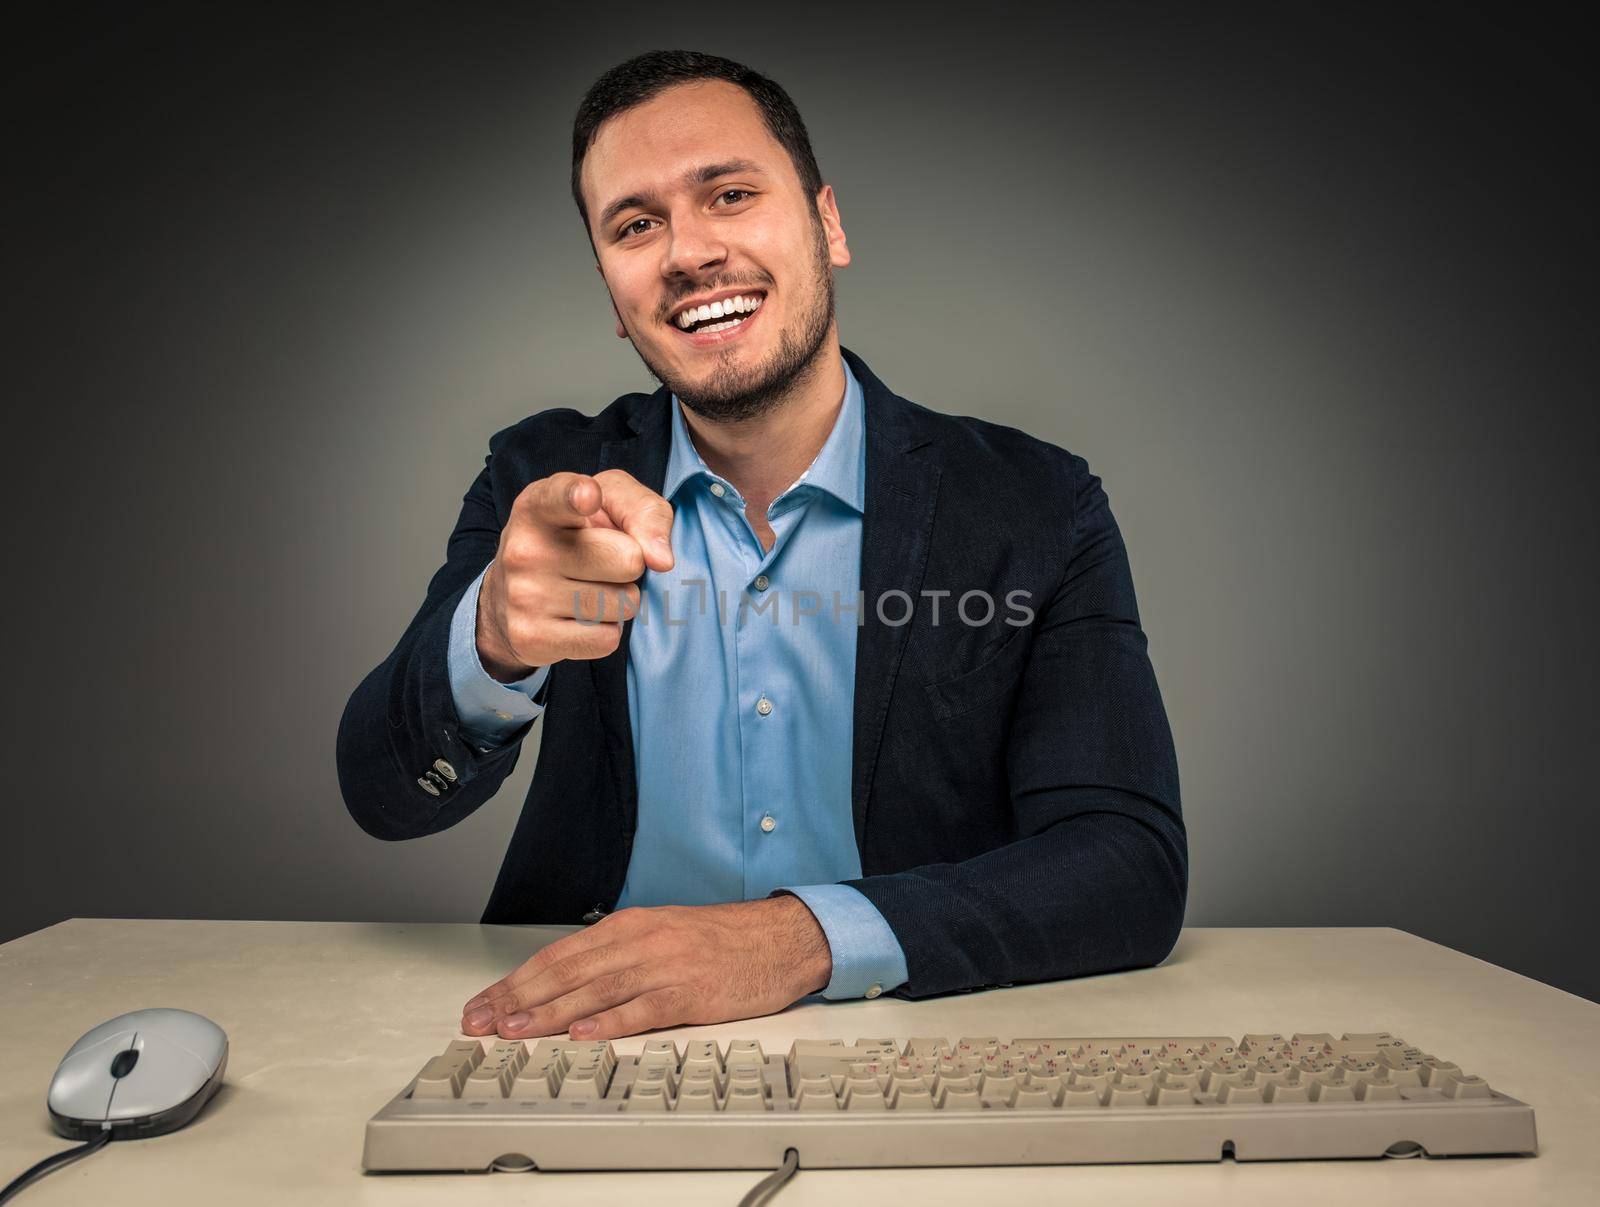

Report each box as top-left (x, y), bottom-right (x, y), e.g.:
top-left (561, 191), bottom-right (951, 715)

top-left (981, 1076), bottom-right (1018, 1108)
top-left (676, 1085), bottom-right (718, 1112)
top-left (1355, 1079), bottom-right (1402, 1102)
top-left (1263, 1081), bottom-right (1310, 1104)
top-left (639, 1039), bottom-right (679, 1068)
top-left (1310, 1080), bottom-right (1357, 1103)
top-left (724, 1084), bottom-right (769, 1111)
top-left (462, 1061), bottom-right (517, 1098)
top-left (412, 1055), bottom-right (470, 1099)
top-left (1438, 1072), bottom-right (1493, 1100)
top-left (508, 1064), bottom-right (559, 1100)
top-left (890, 1084), bottom-right (935, 1110)
top-left (1062, 1084), bottom-right (1103, 1108)
top-left (841, 1086), bottom-right (883, 1111)
top-left (1213, 1082), bottom-right (1262, 1105)
top-left (1109, 1085), bottom-right (1150, 1107)
top-left (938, 1085), bottom-right (983, 1110)
top-left (559, 1063), bottom-right (610, 1099)
top-left (1420, 1060), bottom-right (1463, 1087)
top-left (412, 1041), bottom-right (485, 1099)
top-left (624, 1085), bottom-right (671, 1111)
top-left (1015, 1086), bottom-right (1057, 1109)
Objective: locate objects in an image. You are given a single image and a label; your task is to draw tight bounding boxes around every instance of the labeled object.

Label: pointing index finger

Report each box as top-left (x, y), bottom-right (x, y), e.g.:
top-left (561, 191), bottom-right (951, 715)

top-left (514, 472), bottom-right (606, 529)
top-left (593, 469), bottom-right (675, 572)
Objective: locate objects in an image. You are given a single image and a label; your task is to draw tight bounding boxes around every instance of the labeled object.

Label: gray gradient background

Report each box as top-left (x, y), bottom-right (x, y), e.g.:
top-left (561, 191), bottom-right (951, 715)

top-left (7, 4), bottom-right (1597, 1004)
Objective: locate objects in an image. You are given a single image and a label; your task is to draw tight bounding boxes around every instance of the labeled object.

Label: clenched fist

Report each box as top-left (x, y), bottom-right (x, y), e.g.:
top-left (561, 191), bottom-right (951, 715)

top-left (476, 469), bottom-right (675, 680)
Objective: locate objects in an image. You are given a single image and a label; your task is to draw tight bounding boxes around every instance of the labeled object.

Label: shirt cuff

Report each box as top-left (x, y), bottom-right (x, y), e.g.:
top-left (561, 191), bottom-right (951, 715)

top-left (447, 564), bottom-right (550, 750)
top-left (777, 884), bottom-right (909, 1001)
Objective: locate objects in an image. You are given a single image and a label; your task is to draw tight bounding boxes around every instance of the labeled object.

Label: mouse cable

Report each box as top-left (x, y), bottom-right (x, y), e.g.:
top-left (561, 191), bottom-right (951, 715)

top-left (736, 1146), bottom-right (800, 1207)
top-left (0, 1129), bottom-right (112, 1205)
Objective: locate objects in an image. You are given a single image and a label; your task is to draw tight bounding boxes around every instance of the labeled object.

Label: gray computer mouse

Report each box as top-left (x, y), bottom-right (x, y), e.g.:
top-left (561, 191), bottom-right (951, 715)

top-left (47, 1008), bottom-right (228, 1141)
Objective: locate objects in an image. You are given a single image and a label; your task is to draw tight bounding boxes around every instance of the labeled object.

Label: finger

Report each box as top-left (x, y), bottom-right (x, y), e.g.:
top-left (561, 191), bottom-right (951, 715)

top-left (567, 987), bottom-right (694, 1041)
top-left (495, 965), bottom-right (659, 1039)
top-left (535, 617), bottom-right (624, 662)
top-left (476, 943), bottom-right (633, 1031)
top-left (515, 472), bottom-right (603, 530)
top-left (593, 469), bottom-right (675, 572)
top-left (461, 927), bottom-right (612, 1017)
top-left (552, 579), bottom-right (641, 624)
top-left (551, 526), bottom-right (649, 584)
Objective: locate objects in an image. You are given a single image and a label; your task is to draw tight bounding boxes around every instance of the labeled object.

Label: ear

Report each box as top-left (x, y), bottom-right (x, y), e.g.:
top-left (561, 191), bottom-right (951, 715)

top-left (597, 263), bottom-right (627, 338)
top-left (815, 185), bottom-right (851, 270)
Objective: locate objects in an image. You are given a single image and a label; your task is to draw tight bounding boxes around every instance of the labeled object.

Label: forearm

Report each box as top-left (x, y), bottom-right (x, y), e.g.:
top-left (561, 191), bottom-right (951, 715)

top-left (337, 575), bottom-right (531, 841)
top-left (336, 449), bottom-right (534, 842)
top-left (846, 790), bottom-right (1187, 998)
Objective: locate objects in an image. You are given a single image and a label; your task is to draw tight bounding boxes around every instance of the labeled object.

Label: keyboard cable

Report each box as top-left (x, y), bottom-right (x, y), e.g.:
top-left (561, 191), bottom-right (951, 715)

top-left (738, 1146), bottom-right (800, 1207)
top-left (0, 1129), bottom-right (112, 1204)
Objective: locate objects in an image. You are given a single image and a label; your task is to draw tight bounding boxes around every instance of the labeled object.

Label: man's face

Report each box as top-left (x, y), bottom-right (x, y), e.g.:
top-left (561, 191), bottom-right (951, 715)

top-left (581, 80), bottom-right (850, 422)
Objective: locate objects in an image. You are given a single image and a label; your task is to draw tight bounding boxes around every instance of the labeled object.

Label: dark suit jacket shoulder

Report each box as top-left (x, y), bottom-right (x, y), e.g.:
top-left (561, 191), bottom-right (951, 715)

top-left (336, 345), bottom-right (1187, 998)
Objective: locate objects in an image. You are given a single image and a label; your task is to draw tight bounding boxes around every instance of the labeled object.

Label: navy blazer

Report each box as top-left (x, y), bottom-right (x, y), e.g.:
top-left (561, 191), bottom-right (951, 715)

top-left (336, 346), bottom-right (1187, 998)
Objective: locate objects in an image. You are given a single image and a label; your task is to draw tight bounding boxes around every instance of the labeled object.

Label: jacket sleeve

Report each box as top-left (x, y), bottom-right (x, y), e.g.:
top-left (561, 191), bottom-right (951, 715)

top-left (845, 454), bottom-right (1188, 998)
top-left (335, 429), bottom-right (538, 841)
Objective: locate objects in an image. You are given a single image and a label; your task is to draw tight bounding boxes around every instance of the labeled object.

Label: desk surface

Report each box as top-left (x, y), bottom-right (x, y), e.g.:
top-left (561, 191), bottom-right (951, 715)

top-left (1, 920), bottom-right (1595, 1205)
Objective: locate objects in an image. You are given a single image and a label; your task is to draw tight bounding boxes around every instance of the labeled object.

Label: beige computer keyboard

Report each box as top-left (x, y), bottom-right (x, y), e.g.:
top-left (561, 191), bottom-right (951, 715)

top-left (362, 1030), bottom-right (1538, 1172)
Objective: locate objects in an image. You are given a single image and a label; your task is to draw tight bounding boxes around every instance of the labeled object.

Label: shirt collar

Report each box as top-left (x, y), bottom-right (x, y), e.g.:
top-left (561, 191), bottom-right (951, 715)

top-left (661, 355), bottom-right (866, 514)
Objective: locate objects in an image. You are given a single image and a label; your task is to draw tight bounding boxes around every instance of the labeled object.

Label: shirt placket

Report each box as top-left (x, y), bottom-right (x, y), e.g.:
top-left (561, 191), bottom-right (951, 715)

top-left (711, 478), bottom-right (809, 898)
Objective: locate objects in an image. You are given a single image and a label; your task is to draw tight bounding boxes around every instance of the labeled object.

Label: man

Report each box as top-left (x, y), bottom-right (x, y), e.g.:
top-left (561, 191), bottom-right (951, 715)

top-left (336, 50), bottom-right (1187, 1043)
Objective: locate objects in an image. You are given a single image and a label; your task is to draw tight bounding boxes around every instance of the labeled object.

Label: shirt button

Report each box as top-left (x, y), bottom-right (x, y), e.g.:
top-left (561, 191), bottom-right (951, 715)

top-left (755, 696), bottom-right (773, 716)
top-left (753, 574), bottom-right (770, 591)
top-left (710, 481), bottom-right (726, 497)
top-left (865, 984), bottom-right (883, 999)
top-left (760, 813), bottom-right (776, 833)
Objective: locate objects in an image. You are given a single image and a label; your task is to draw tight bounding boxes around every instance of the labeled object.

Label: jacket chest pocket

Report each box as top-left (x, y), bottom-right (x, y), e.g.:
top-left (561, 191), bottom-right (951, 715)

top-left (922, 626), bottom-right (1033, 722)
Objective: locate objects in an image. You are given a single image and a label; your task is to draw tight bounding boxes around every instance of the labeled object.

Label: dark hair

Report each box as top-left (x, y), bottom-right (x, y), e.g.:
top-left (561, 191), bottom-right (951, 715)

top-left (570, 50), bottom-right (824, 245)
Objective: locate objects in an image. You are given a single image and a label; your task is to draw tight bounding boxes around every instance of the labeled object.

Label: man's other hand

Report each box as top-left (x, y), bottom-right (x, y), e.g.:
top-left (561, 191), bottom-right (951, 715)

top-left (475, 468), bottom-right (675, 680)
top-left (458, 897), bottom-right (834, 1040)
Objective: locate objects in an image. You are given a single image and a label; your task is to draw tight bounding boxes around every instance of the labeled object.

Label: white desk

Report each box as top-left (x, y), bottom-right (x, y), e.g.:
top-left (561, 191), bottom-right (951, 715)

top-left (1, 920), bottom-right (1594, 1204)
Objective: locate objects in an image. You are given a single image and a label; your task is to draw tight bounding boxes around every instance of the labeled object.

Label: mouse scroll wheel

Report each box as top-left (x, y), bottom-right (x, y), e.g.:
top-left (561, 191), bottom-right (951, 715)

top-left (110, 1048), bottom-right (140, 1078)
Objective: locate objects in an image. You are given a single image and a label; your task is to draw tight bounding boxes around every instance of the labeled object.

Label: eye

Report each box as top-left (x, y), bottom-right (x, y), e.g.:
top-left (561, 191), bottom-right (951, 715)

top-left (715, 188), bottom-right (752, 206)
top-left (619, 217), bottom-right (658, 240)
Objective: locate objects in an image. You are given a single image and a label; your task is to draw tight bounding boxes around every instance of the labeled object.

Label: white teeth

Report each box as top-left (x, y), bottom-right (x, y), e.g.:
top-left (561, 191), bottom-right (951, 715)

top-left (674, 293), bottom-right (764, 330)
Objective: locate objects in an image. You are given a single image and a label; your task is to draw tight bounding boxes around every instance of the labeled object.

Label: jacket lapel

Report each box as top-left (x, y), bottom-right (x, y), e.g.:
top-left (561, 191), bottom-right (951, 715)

top-left (843, 347), bottom-right (940, 852)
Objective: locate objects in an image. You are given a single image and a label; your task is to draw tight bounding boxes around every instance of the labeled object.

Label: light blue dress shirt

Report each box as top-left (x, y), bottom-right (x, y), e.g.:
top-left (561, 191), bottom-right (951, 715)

top-left (447, 358), bottom-right (908, 999)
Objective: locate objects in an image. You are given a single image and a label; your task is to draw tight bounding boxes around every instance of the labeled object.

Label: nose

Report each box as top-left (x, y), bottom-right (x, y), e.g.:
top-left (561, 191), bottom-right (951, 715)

top-left (660, 204), bottom-right (727, 282)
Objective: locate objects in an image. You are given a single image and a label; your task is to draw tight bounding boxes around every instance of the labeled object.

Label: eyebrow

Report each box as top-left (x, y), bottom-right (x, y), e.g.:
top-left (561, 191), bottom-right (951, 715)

top-left (597, 159), bottom-right (767, 234)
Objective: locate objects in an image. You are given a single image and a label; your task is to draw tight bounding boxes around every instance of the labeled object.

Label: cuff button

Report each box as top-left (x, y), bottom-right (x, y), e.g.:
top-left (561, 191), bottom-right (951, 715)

top-left (865, 984), bottom-right (883, 999)
top-left (432, 758), bottom-right (458, 782)
top-left (416, 776), bottom-right (441, 797)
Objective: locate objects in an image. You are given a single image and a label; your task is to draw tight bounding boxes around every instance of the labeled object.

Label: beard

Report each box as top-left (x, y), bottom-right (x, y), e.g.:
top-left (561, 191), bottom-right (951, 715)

top-left (626, 220), bottom-right (835, 424)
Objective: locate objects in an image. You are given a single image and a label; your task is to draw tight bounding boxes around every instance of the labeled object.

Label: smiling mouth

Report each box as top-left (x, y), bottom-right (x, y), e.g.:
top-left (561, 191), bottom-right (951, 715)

top-left (669, 291), bottom-right (766, 336)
